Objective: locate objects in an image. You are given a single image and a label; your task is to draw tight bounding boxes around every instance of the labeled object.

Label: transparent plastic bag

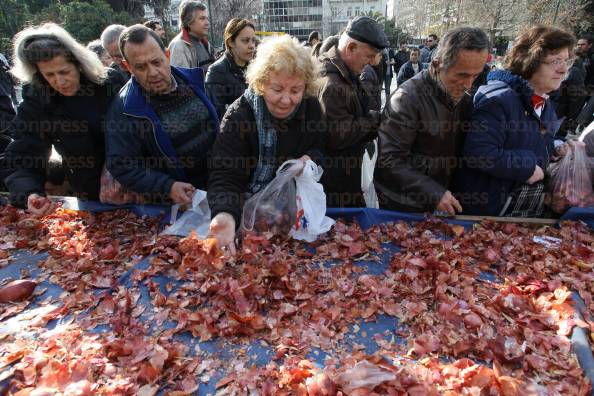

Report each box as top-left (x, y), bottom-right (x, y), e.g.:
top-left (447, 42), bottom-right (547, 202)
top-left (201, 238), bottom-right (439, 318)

top-left (240, 160), bottom-right (302, 237)
top-left (335, 361), bottom-right (396, 394)
top-left (549, 142), bottom-right (594, 214)
top-left (99, 166), bottom-right (142, 205)
top-left (163, 190), bottom-right (210, 237)
top-left (290, 160), bottom-right (335, 242)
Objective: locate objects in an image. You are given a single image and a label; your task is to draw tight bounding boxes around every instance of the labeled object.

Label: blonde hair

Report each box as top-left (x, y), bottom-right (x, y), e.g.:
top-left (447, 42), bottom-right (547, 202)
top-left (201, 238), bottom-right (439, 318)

top-left (11, 23), bottom-right (106, 86)
top-left (245, 34), bottom-right (319, 97)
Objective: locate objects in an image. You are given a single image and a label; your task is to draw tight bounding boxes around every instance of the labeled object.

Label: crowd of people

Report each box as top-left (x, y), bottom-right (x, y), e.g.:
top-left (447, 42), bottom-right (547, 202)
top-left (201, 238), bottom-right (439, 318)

top-left (0, 0), bottom-right (593, 250)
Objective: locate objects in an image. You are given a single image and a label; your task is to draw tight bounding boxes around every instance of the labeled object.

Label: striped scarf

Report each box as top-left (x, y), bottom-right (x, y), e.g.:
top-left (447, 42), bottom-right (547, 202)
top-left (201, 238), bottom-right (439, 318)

top-left (244, 88), bottom-right (278, 195)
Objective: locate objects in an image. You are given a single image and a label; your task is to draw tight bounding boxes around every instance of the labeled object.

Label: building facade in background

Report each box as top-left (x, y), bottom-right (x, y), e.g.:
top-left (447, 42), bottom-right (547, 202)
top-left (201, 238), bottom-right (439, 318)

top-left (323, 0), bottom-right (387, 37)
top-left (257, 0), bottom-right (387, 41)
top-left (166, 0), bottom-right (388, 42)
top-left (259, 0), bottom-right (323, 40)
top-left (391, 0), bottom-right (430, 37)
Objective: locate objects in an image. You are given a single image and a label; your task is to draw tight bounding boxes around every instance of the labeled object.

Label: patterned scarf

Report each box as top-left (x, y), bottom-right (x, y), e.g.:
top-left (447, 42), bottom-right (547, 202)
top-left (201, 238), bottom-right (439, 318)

top-left (244, 88), bottom-right (278, 195)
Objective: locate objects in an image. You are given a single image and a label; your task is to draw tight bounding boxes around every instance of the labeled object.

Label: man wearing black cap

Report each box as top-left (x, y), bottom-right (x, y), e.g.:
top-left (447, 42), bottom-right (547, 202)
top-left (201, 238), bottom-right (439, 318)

top-left (317, 16), bottom-right (389, 207)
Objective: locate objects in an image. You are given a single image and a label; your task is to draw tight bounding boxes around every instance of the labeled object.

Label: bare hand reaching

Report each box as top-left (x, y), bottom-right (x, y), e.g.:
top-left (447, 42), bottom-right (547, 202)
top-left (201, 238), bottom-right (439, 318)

top-left (436, 191), bottom-right (463, 215)
top-left (27, 194), bottom-right (56, 217)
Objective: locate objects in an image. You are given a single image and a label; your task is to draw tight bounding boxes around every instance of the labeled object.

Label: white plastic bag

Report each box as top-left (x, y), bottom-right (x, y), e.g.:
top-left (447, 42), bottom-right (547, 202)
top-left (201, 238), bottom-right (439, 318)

top-left (361, 139), bottom-right (379, 209)
top-left (163, 189), bottom-right (211, 238)
top-left (290, 160), bottom-right (335, 242)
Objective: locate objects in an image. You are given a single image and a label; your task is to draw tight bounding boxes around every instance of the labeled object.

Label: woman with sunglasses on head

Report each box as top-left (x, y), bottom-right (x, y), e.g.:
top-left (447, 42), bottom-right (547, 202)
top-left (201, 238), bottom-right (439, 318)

top-left (205, 18), bottom-right (256, 119)
top-left (4, 23), bottom-right (125, 215)
top-left (454, 25), bottom-right (575, 217)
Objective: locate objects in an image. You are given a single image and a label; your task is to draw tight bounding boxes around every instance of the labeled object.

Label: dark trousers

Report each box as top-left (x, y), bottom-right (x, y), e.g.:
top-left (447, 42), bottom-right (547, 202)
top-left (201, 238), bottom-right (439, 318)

top-left (384, 76), bottom-right (392, 100)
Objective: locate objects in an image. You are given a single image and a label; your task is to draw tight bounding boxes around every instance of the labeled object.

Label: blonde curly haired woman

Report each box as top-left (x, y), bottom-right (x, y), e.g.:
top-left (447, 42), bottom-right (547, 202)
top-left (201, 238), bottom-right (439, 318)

top-left (207, 34), bottom-right (326, 254)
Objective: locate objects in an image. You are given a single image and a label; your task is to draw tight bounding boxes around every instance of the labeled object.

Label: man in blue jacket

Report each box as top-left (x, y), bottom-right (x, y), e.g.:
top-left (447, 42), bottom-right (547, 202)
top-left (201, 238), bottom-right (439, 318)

top-left (106, 25), bottom-right (218, 205)
top-left (396, 47), bottom-right (423, 86)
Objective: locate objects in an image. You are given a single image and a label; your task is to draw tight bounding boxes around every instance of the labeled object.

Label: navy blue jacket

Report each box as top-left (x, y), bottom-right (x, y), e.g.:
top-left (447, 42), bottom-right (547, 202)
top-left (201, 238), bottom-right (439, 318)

top-left (396, 60), bottom-right (423, 86)
top-left (105, 66), bottom-right (218, 200)
top-left (453, 70), bottom-right (561, 216)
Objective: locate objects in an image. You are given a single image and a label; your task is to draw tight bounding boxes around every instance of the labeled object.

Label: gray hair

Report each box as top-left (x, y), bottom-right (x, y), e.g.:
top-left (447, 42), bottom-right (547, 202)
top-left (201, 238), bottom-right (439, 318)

top-left (86, 39), bottom-right (106, 58)
top-left (337, 32), bottom-right (378, 53)
top-left (101, 24), bottom-right (126, 48)
top-left (11, 23), bottom-right (106, 85)
top-left (179, 0), bottom-right (207, 30)
top-left (431, 27), bottom-right (490, 72)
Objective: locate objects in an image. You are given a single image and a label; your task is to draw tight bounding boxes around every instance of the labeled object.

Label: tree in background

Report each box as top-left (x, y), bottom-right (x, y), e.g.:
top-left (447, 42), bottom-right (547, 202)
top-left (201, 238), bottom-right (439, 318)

top-left (524, 0), bottom-right (591, 32)
top-left (62, 0), bottom-right (134, 44)
top-left (365, 12), bottom-right (412, 49)
top-left (209, 0), bottom-right (260, 48)
top-left (398, 0), bottom-right (592, 45)
top-left (462, 0), bottom-right (520, 44)
top-left (105, 0), bottom-right (145, 18)
top-left (30, 0), bottom-right (135, 44)
top-left (0, 0), bottom-right (139, 55)
top-left (105, 0), bottom-right (173, 23)
top-left (365, 10), bottom-right (386, 25)
top-left (383, 18), bottom-right (411, 48)
top-left (0, 1), bottom-right (30, 54)
top-left (23, 0), bottom-right (53, 14)
top-left (146, 0), bottom-right (172, 24)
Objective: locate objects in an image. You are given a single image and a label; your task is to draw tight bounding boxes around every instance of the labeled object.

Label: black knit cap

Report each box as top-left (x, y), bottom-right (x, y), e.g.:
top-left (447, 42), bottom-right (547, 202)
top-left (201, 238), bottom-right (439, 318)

top-left (345, 16), bottom-right (389, 50)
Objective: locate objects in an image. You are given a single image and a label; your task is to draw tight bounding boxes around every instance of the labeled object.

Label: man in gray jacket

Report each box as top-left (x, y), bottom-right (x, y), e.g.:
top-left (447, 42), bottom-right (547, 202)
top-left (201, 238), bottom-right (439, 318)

top-left (374, 27), bottom-right (490, 215)
top-left (168, 0), bottom-right (215, 72)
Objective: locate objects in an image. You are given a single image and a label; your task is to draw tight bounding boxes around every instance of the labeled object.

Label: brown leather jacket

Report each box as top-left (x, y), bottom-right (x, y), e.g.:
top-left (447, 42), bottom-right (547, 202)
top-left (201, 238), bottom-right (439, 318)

top-left (317, 46), bottom-right (380, 207)
top-left (374, 70), bottom-right (473, 212)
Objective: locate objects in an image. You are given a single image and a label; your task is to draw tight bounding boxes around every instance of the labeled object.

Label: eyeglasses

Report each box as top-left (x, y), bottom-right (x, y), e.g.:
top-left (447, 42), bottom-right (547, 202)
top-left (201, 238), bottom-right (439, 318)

top-left (543, 58), bottom-right (574, 68)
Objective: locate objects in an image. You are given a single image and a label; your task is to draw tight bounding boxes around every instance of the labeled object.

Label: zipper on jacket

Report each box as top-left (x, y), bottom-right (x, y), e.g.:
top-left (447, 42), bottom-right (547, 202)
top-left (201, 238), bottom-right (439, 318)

top-left (122, 112), bottom-right (169, 159)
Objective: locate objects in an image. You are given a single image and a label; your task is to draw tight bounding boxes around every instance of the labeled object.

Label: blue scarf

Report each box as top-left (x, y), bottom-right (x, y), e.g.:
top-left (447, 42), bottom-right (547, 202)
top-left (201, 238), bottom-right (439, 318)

top-left (244, 88), bottom-right (278, 195)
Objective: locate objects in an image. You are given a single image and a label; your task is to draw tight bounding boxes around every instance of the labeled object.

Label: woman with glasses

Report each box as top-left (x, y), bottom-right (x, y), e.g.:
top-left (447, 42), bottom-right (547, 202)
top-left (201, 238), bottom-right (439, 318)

top-left (4, 23), bottom-right (125, 215)
top-left (205, 18), bottom-right (256, 119)
top-left (454, 25), bottom-right (575, 217)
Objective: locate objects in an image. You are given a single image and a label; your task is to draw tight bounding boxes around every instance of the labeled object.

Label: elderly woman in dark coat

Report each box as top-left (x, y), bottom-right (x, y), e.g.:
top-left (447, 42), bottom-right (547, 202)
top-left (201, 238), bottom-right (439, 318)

top-left (4, 23), bottom-right (125, 215)
top-left (205, 19), bottom-right (255, 119)
top-left (207, 35), bottom-right (326, 254)
top-left (454, 26), bottom-right (575, 217)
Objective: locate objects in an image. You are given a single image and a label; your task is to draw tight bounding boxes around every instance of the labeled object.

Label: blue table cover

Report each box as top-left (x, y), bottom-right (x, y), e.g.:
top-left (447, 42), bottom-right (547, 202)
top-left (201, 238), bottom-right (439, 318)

top-left (1, 202), bottom-right (593, 395)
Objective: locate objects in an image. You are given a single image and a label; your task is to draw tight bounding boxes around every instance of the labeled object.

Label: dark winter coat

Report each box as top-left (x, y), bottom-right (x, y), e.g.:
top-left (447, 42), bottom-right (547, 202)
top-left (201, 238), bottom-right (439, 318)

top-left (317, 46), bottom-right (380, 207)
top-left (453, 70), bottom-right (560, 216)
top-left (553, 58), bottom-right (587, 136)
top-left (4, 69), bottom-right (124, 207)
top-left (374, 70), bottom-right (474, 212)
top-left (205, 52), bottom-right (248, 119)
top-left (393, 50), bottom-right (409, 75)
top-left (207, 95), bottom-right (326, 224)
top-left (360, 64), bottom-right (381, 112)
top-left (396, 60), bottom-right (423, 86)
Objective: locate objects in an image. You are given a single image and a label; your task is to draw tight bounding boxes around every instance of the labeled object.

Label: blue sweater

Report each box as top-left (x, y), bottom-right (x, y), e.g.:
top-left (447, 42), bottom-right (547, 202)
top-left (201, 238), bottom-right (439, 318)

top-left (453, 70), bottom-right (561, 216)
